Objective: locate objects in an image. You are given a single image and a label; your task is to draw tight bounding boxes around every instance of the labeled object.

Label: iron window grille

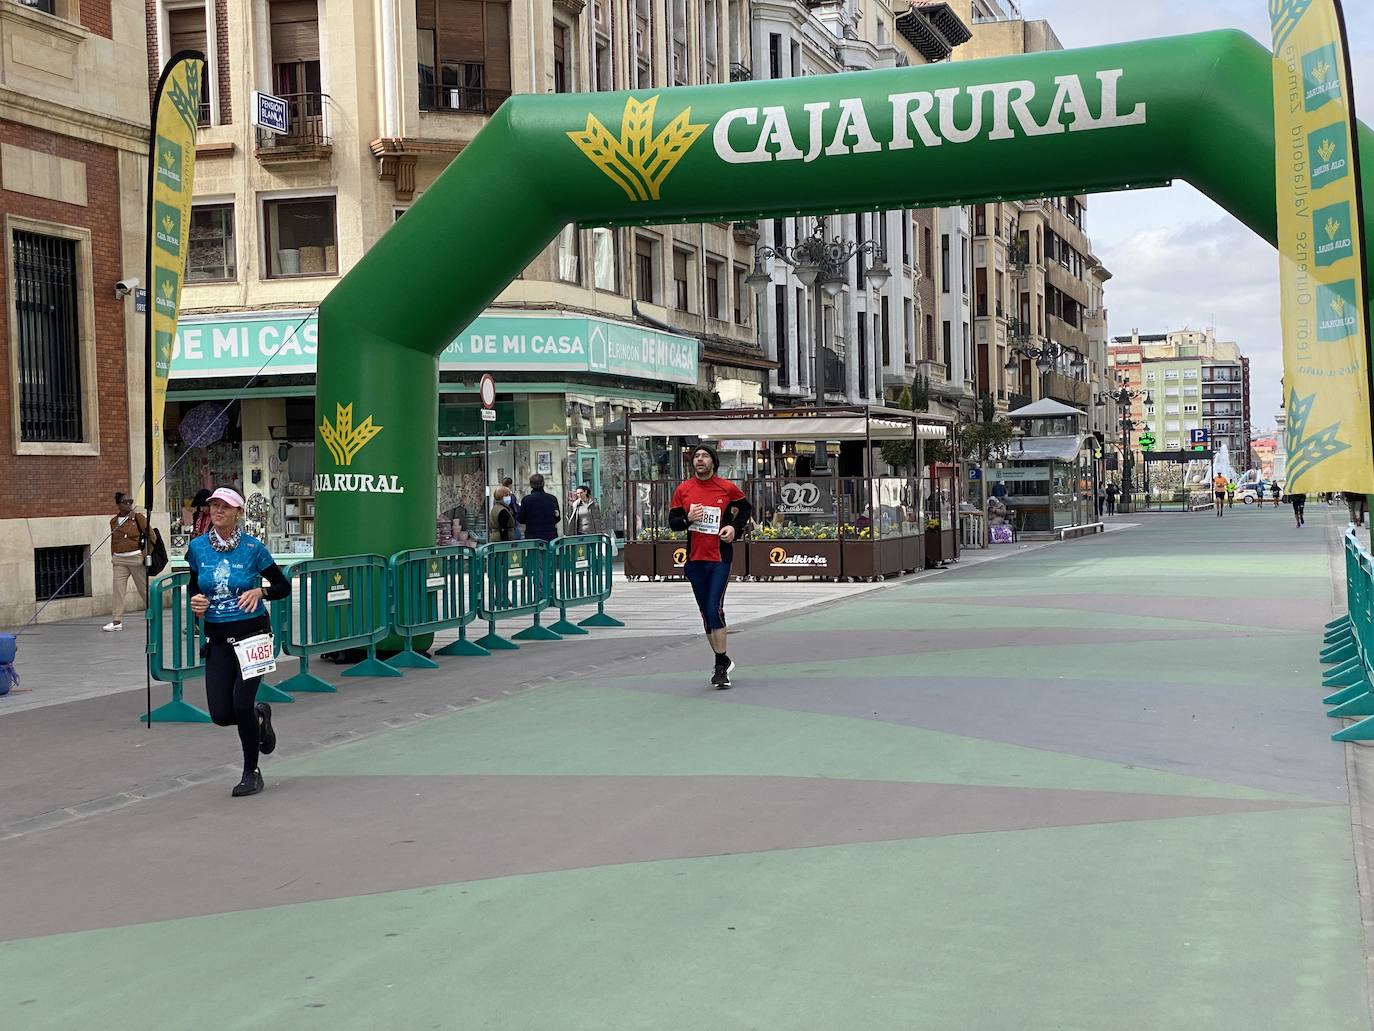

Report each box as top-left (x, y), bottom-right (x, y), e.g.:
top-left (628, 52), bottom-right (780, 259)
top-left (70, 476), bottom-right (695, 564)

top-left (13, 230), bottom-right (82, 442)
top-left (34, 545), bottom-right (87, 601)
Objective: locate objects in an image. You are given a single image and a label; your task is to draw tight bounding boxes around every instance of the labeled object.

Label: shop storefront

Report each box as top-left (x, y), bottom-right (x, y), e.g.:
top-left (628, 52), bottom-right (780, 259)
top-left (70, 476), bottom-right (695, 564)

top-left (165, 311), bottom-right (697, 556)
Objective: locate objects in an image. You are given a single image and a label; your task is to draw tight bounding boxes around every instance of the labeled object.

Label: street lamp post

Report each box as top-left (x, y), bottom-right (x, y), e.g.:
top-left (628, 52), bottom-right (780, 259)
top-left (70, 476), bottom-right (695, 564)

top-left (1004, 340), bottom-right (1087, 403)
top-left (1093, 382), bottom-right (1152, 512)
top-left (748, 217), bottom-right (890, 473)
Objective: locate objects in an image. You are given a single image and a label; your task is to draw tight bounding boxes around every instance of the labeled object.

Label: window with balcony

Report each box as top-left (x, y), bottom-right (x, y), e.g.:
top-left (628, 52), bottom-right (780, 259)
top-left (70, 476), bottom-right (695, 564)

top-left (706, 258), bottom-right (722, 319)
top-left (774, 285), bottom-right (789, 386)
top-left (592, 227), bottom-right (619, 292)
top-left (417, 0), bottom-right (512, 114)
top-left (168, 6), bottom-right (213, 127)
top-left (188, 204), bottom-right (236, 282)
top-left (263, 196), bottom-right (337, 278)
top-left (734, 264), bottom-right (748, 324)
top-left (270, 0), bottom-right (322, 141)
top-left (634, 234), bottom-right (658, 303)
top-left (555, 223), bottom-right (580, 283)
top-left (672, 248), bottom-right (692, 311)
top-left (553, 21), bottom-right (573, 92)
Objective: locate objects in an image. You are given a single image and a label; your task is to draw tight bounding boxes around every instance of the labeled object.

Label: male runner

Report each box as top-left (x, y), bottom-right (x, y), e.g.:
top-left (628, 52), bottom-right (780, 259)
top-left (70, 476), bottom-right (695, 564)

top-left (669, 443), bottom-right (751, 689)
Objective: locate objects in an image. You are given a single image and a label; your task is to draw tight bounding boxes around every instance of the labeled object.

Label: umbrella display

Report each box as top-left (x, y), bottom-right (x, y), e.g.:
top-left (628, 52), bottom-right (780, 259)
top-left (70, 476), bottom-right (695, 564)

top-left (176, 402), bottom-right (230, 448)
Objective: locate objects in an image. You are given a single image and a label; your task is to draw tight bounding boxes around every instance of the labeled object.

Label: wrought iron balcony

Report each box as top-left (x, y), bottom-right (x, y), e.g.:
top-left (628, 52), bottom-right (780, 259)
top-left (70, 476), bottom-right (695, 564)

top-left (729, 63), bottom-right (752, 82)
top-left (419, 82), bottom-right (510, 115)
top-left (255, 92), bottom-right (332, 163)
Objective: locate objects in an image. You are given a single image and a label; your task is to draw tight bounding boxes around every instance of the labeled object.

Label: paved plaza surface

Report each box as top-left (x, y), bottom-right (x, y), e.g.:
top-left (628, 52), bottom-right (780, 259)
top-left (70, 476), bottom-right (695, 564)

top-left (1, 504), bottom-right (1371, 1030)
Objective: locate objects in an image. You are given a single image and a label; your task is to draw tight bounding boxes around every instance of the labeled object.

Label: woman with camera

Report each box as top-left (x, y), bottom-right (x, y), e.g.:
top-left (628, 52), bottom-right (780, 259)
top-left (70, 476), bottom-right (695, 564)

top-left (187, 488), bottom-right (291, 798)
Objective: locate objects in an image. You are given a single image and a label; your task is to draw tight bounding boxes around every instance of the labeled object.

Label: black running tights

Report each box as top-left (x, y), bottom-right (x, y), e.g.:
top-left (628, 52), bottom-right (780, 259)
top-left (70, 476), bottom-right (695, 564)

top-left (205, 641), bottom-right (261, 775)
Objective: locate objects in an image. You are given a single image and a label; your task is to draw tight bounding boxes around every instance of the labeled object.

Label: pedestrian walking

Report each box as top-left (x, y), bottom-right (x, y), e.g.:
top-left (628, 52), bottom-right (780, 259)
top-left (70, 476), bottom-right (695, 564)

top-left (1346, 491), bottom-right (1368, 527)
top-left (1226, 480), bottom-right (1236, 508)
top-left (668, 443), bottom-right (751, 690)
top-left (489, 485), bottom-right (517, 541)
top-left (1094, 488), bottom-right (1106, 520)
top-left (565, 484), bottom-right (604, 536)
top-left (516, 473), bottom-right (561, 542)
top-left (103, 491), bottom-right (149, 632)
top-left (1105, 481), bottom-right (1119, 516)
top-left (1290, 492), bottom-right (1307, 528)
top-left (1270, 481), bottom-right (1282, 508)
top-left (187, 487), bottom-right (291, 798)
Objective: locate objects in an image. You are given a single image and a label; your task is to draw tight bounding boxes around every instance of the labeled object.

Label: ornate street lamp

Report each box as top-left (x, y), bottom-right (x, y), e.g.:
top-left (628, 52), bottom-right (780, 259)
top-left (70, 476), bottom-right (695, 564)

top-left (749, 217), bottom-right (890, 472)
top-left (1093, 382), bottom-right (1152, 510)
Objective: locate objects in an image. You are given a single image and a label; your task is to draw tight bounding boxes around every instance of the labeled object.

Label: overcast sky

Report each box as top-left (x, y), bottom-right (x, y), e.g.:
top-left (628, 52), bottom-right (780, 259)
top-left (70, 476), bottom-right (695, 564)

top-left (1023, 1), bottom-right (1374, 432)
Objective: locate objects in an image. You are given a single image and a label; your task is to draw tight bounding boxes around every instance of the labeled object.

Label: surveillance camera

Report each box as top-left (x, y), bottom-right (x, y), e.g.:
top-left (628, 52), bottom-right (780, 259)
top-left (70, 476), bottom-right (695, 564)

top-left (114, 277), bottom-right (139, 299)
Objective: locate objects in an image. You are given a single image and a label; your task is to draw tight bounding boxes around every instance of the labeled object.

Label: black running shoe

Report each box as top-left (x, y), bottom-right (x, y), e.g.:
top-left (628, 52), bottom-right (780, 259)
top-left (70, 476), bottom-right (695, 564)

top-left (710, 660), bottom-right (735, 690)
top-left (256, 702), bottom-right (276, 755)
top-left (232, 768), bottom-right (264, 797)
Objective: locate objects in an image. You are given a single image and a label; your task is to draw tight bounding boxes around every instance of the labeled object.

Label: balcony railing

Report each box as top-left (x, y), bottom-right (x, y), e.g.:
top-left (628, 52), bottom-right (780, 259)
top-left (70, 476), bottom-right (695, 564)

top-left (255, 92), bottom-right (332, 161)
top-left (729, 63), bottom-right (752, 82)
top-left (419, 82), bottom-right (510, 115)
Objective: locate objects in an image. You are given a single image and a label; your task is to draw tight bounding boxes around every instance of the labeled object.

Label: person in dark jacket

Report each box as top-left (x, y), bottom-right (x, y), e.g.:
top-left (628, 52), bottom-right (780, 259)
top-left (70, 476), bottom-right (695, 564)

top-left (516, 473), bottom-right (561, 541)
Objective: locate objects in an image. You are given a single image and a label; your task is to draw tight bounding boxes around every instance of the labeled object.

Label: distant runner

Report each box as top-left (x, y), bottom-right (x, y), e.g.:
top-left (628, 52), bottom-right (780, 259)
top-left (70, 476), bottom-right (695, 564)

top-left (1213, 474), bottom-right (1227, 518)
top-left (1290, 491), bottom-right (1307, 529)
top-left (668, 444), bottom-right (752, 689)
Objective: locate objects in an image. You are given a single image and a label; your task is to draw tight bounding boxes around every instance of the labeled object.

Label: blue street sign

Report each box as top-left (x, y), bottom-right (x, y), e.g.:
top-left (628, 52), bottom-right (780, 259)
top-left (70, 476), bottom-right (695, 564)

top-left (252, 91), bottom-right (289, 135)
top-left (968, 468), bottom-right (983, 480)
top-left (134, 288), bottom-right (147, 314)
top-left (1190, 428), bottom-right (1210, 445)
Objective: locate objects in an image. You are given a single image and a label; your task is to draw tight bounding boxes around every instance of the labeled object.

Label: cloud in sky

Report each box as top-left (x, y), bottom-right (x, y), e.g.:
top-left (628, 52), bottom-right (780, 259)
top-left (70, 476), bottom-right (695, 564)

top-left (1021, 1), bottom-right (1374, 433)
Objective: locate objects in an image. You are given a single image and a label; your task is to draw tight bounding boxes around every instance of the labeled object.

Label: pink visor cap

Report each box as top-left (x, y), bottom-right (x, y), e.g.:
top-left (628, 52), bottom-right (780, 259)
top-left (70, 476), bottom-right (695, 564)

top-left (208, 487), bottom-right (245, 509)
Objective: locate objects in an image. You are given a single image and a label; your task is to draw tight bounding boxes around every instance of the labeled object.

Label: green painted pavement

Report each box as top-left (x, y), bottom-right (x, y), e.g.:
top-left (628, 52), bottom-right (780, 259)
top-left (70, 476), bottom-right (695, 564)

top-left (276, 684), bottom-right (1297, 800)
top-left (593, 634), bottom-right (1321, 690)
top-left (1, 808), bottom-right (1361, 1031)
top-left (775, 598), bottom-right (1293, 634)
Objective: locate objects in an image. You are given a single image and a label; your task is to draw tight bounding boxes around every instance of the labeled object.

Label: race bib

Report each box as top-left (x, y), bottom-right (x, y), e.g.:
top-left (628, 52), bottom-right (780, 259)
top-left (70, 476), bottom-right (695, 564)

top-left (231, 633), bottom-right (276, 679)
top-left (695, 506), bottom-right (722, 536)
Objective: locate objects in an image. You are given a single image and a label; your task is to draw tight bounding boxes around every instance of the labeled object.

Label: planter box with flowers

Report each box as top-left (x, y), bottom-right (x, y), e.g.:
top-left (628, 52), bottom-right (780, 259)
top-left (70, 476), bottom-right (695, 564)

top-left (840, 524), bottom-right (912, 580)
top-left (749, 522), bottom-right (842, 580)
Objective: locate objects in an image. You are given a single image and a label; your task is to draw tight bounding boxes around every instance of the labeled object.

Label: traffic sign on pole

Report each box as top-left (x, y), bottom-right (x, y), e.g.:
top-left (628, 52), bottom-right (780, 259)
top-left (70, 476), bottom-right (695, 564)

top-left (479, 373), bottom-right (496, 409)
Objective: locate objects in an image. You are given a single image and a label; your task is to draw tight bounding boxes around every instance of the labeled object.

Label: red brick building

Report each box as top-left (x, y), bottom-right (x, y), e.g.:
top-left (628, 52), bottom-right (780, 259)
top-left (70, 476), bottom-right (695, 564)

top-left (0, 0), bottom-right (149, 625)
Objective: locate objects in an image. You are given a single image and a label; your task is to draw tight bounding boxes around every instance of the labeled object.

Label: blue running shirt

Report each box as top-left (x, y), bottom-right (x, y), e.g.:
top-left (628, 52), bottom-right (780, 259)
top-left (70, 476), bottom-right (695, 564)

top-left (186, 534), bottom-right (276, 623)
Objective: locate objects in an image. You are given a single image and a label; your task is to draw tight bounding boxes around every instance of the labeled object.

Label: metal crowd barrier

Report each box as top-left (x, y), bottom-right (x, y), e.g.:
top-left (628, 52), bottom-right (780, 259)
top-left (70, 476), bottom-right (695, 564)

top-left (475, 539), bottom-right (561, 649)
top-left (1323, 529), bottom-right (1374, 740)
top-left (389, 545), bottom-right (489, 666)
top-left (547, 534), bottom-right (625, 634)
top-left (144, 571), bottom-right (211, 723)
top-left (276, 554), bottom-right (399, 693)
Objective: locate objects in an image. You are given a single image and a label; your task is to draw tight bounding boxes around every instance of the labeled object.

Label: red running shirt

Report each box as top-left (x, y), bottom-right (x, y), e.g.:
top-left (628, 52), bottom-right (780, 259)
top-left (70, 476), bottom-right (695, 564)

top-left (671, 476), bottom-right (746, 563)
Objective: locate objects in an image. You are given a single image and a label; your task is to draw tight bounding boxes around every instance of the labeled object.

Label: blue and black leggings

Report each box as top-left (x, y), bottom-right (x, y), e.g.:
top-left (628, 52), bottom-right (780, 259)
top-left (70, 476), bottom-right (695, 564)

top-left (684, 560), bottom-right (731, 632)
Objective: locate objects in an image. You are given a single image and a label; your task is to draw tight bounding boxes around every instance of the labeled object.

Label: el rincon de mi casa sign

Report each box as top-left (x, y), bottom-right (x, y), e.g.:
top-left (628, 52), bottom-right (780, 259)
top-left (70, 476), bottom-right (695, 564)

top-left (169, 312), bottom-right (698, 385)
top-left (306, 29), bottom-right (1374, 571)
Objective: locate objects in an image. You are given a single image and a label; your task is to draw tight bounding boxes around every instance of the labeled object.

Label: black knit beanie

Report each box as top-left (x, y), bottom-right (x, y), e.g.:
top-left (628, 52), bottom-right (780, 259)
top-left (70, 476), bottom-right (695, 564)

top-left (691, 443), bottom-right (720, 473)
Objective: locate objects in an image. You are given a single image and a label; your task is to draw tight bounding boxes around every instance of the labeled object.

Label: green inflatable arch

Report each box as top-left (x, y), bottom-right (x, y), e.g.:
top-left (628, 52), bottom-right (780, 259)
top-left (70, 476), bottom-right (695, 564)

top-left (314, 29), bottom-right (1374, 560)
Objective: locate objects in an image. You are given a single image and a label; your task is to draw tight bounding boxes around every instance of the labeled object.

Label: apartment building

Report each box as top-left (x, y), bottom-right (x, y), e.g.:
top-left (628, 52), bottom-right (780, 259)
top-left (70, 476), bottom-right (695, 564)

top-left (950, 0), bottom-right (1112, 430)
top-left (145, 0), bottom-right (764, 552)
top-left (0, 0), bottom-right (149, 625)
top-left (1109, 328), bottom-right (1253, 465)
top-left (752, 0), bottom-right (973, 439)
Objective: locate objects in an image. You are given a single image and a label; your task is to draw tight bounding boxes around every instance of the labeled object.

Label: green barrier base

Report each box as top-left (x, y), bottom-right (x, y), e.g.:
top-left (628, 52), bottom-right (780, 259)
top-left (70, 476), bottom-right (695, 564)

top-left (1328, 692), bottom-right (1374, 718)
top-left (579, 611), bottom-right (625, 628)
top-left (549, 616), bottom-right (590, 636)
top-left (276, 671), bottom-right (336, 693)
top-left (1325, 682), bottom-right (1369, 706)
top-left (1328, 616), bottom-right (1354, 630)
top-left (389, 648), bottom-right (440, 670)
top-left (1333, 714), bottom-right (1374, 742)
top-left (476, 625), bottom-right (519, 650)
top-left (1325, 628), bottom-right (1354, 644)
top-left (1324, 661), bottom-right (1365, 687)
top-left (256, 681), bottom-right (295, 703)
top-left (1322, 643), bottom-right (1357, 664)
top-left (437, 635), bottom-right (490, 657)
top-left (512, 624), bottom-right (562, 642)
top-left (143, 697), bottom-right (212, 723)
top-left (343, 654), bottom-right (403, 678)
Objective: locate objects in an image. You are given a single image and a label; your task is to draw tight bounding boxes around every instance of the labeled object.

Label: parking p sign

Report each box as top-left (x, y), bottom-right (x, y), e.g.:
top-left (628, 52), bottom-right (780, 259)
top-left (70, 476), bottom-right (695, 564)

top-left (252, 91), bottom-right (289, 135)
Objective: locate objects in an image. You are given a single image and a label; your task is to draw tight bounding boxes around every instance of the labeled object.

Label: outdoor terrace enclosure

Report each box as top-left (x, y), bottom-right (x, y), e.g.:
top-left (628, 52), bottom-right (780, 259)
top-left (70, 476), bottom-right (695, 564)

top-left (314, 29), bottom-right (1374, 560)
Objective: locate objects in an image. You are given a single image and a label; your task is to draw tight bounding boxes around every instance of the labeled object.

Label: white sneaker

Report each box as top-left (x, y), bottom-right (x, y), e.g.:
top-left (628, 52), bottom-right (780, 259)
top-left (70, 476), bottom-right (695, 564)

top-left (102, 621), bottom-right (122, 632)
